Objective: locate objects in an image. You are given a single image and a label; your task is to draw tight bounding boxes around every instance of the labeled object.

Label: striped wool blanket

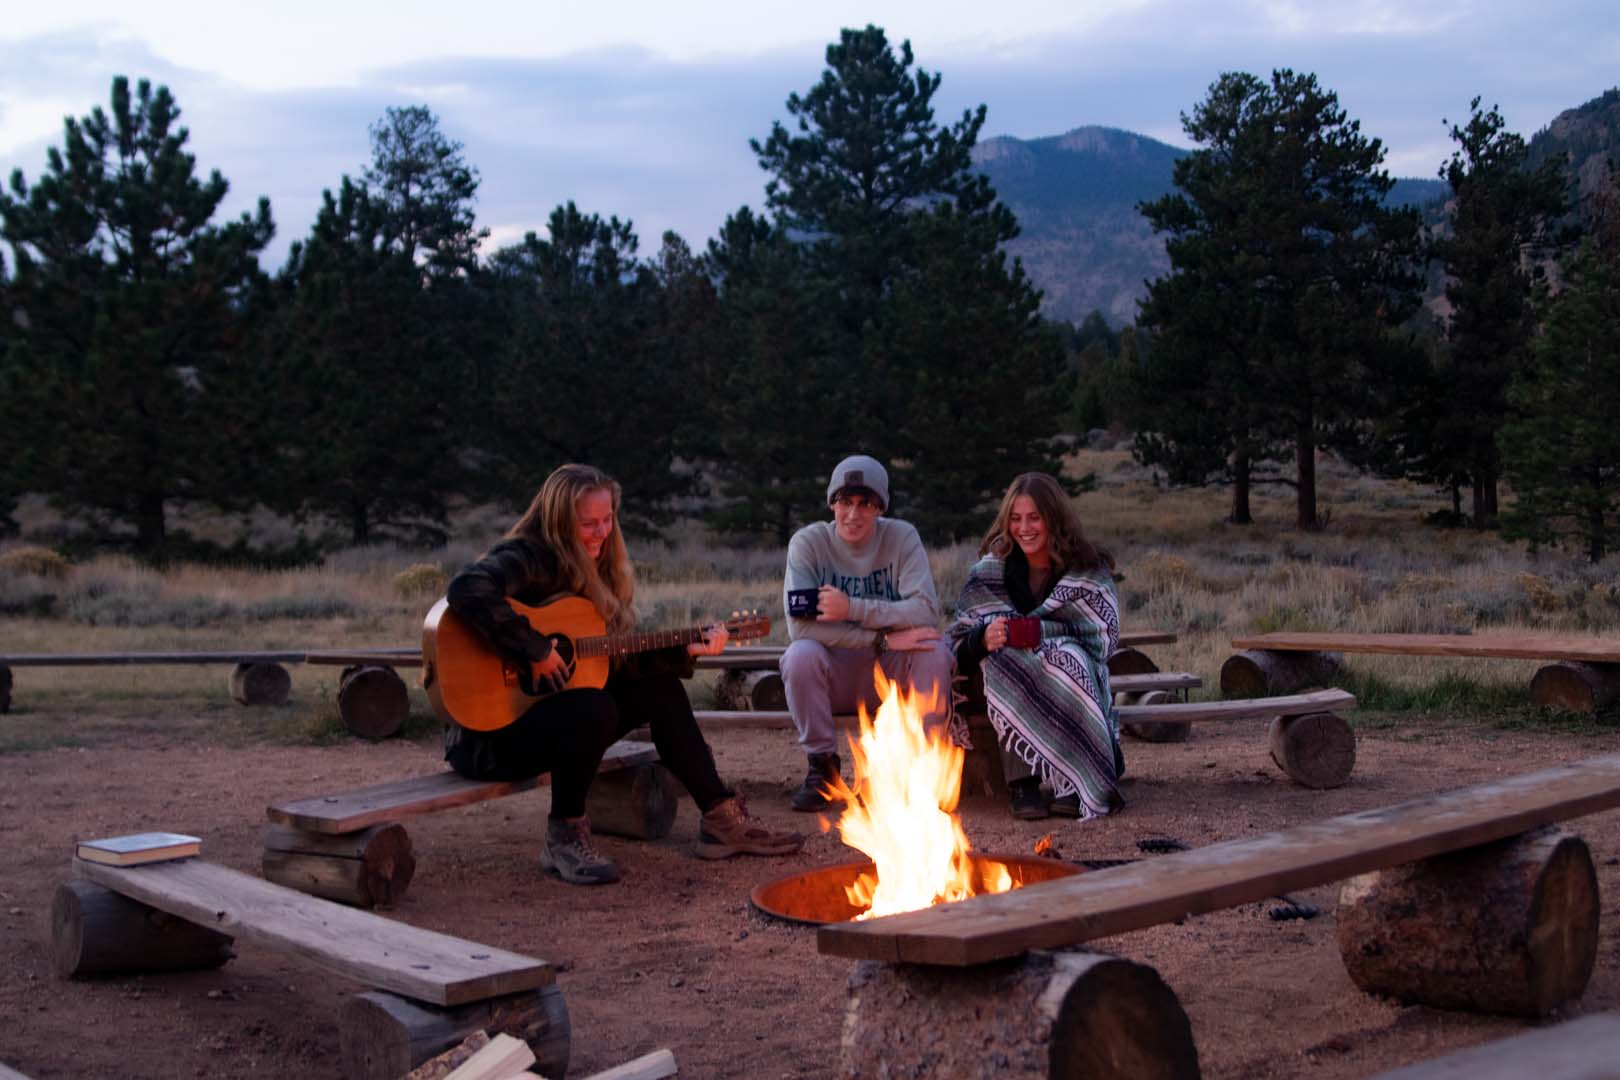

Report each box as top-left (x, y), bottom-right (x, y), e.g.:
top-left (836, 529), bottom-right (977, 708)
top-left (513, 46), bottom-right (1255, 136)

top-left (949, 554), bottom-right (1122, 818)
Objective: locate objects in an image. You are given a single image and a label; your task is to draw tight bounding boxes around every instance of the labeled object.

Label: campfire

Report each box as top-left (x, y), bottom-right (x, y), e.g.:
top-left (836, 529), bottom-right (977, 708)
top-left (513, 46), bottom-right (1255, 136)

top-left (751, 669), bottom-right (1078, 925)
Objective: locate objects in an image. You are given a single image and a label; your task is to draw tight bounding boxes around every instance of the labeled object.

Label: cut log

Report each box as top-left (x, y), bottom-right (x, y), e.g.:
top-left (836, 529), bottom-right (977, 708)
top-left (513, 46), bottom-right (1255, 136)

top-left (1119, 690), bottom-right (1191, 743)
top-left (1268, 711), bottom-right (1357, 789)
top-left (580, 1048), bottom-right (679, 1080)
top-left (1336, 827), bottom-right (1599, 1016)
top-left (339, 664), bottom-right (411, 739)
top-left (713, 668), bottom-right (787, 711)
top-left (584, 763), bottom-right (680, 840)
top-left (52, 879), bottom-right (234, 977)
top-left (1106, 647), bottom-right (1160, 676)
top-left (262, 823), bottom-right (416, 909)
top-left (1221, 648), bottom-right (1343, 697)
top-left (1531, 661), bottom-right (1620, 715)
top-left (229, 661), bottom-right (293, 706)
top-left (339, 985), bottom-right (569, 1080)
top-left (0, 664), bottom-right (11, 713)
top-left (959, 713), bottom-right (1009, 801)
top-left (839, 949), bottom-right (1199, 1079)
top-left (439, 1032), bottom-right (533, 1080)
top-left (402, 1030), bottom-right (491, 1080)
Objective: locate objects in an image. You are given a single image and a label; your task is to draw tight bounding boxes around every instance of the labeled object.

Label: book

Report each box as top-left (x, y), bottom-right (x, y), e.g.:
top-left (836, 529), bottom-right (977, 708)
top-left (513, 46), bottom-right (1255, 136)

top-left (76, 831), bottom-right (201, 866)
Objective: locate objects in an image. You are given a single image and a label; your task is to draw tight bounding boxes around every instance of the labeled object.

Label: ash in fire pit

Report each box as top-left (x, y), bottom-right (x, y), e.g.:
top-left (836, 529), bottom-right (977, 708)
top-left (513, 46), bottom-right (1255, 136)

top-left (751, 853), bottom-right (1081, 926)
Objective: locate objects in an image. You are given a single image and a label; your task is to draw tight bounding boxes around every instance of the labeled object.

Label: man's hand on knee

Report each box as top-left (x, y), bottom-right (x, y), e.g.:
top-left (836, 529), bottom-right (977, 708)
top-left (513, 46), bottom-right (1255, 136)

top-left (887, 626), bottom-right (943, 651)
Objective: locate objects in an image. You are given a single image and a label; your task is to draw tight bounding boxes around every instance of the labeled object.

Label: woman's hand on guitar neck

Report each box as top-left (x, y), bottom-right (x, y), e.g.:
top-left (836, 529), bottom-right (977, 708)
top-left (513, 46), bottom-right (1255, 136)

top-left (686, 622), bottom-right (730, 657)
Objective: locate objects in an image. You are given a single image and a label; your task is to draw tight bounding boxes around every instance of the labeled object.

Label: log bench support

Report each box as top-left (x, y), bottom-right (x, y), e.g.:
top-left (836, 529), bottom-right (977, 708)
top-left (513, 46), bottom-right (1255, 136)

top-left (1221, 649), bottom-right (1344, 697)
top-left (338, 664), bottom-right (411, 739)
top-left (54, 859), bottom-right (563, 1080)
top-left (340, 986), bottom-right (570, 1080)
top-left (264, 741), bottom-right (672, 906)
top-left (229, 661), bottom-right (292, 706)
top-left (1336, 827), bottom-right (1600, 1017)
top-left (839, 949), bottom-right (1200, 1079)
top-left (1530, 660), bottom-right (1620, 714)
top-left (0, 663), bottom-right (11, 714)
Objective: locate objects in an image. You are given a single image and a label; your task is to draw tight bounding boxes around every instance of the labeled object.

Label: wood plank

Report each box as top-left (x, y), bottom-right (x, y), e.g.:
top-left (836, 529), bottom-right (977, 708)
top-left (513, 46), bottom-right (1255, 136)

top-left (1115, 688), bottom-right (1354, 723)
top-left (1231, 632), bottom-right (1620, 664)
top-left (817, 751), bottom-right (1620, 966)
top-left (1111, 672), bottom-right (1202, 693)
top-left (73, 858), bottom-right (551, 1006)
top-left (305, 651), bottom-right (424, 667)
top-left (267, 740), bottom-right (657, 833)
top-left (0, 650), bottom-right (309, 666)
top-left (1368, 1011), bottom-right (1620, 1079)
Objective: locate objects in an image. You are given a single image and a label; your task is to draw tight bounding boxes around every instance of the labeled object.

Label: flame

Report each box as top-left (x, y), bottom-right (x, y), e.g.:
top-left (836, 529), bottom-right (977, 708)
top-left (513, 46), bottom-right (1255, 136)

top-left (825, 668), bottom-right (1013, 920)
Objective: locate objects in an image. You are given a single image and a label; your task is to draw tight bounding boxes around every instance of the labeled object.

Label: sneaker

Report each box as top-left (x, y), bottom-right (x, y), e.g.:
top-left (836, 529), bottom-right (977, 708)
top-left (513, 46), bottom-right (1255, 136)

top-left (696, 795), bottom-right (805, 860)
top-left (1009, 778), bottom-right (1050, 821)
top-left (789, 752), bottom-right (843, 813)
top-left (540, 816), bottom-right (621, 885)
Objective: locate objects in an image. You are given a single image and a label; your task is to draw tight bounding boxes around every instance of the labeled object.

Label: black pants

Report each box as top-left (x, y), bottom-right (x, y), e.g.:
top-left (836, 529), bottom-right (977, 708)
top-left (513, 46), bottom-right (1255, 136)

top-left (444, 671), bottom-right (730, 819)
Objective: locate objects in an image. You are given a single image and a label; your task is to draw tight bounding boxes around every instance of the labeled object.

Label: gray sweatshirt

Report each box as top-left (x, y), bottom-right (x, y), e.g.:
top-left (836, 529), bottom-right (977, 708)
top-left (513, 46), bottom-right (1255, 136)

top-left (783, 518), bottom-right (942, 650)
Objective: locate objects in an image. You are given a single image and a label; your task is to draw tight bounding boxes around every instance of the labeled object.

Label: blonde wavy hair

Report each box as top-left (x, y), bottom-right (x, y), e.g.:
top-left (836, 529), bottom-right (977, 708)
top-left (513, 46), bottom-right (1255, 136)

top-left (978, 472), bottom-right (1114, 575)
top-left (507, 464), bottom-right (636, 633)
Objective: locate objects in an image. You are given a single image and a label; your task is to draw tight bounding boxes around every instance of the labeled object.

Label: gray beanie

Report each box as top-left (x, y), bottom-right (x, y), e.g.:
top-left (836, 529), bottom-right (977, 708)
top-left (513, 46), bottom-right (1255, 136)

top-left (826, 454), bottom-right (889, 511)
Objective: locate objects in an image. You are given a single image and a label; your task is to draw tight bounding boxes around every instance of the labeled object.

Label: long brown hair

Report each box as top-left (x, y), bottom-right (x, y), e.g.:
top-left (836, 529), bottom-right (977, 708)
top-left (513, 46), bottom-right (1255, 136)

top-left (506, 464), bottom-right (636, 633)
top-left (978, 472), bottom-right (1114, 575)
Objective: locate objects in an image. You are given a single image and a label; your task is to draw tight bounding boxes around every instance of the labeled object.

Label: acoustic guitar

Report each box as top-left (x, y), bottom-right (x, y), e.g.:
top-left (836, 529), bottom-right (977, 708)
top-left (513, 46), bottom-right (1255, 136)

top-left (422, 595), bottom-right (771, 732)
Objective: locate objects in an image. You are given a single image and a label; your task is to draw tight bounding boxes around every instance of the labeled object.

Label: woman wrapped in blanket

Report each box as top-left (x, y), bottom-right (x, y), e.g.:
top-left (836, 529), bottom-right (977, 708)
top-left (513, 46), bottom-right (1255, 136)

top-left (949, 472), bottom-right (1125, 821)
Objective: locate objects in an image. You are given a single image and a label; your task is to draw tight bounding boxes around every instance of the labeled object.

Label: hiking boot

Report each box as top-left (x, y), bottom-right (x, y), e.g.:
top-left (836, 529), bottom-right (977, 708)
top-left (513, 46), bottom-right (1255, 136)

top-left (789, 752), bottom-right (843, 812)
top-left (1049, 793), bottom-right (1081, 819)
top-left (695, 795), bottom-right (805, 860)
top-left (1009, 778), bottom-right (1050, 821)
top-left (540, 816), bottom-right (620, 885)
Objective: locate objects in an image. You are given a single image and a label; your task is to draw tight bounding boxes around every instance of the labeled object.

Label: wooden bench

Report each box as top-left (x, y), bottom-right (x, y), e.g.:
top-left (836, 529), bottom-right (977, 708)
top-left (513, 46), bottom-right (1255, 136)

top-left (816, 752), bottom-right (1620, 1076)
top-left (1368, 1011), bottom-right (1620, 1079)
top-left (301, 631), bottom-right (1180, 736)
top-left (1225, 631), bottom-right (1620, 714)
top-left (53, 856), bottom-right (568, 1080)
top-left (263, 740), bottom-right (673, 907)
top-left (0, 649), bottom-right (316, 712)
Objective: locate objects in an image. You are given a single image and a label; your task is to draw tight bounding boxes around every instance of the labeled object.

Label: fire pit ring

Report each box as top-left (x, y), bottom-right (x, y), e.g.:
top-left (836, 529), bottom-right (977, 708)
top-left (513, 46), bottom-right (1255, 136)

top-left (750, 853), bottom-right (1083, 926)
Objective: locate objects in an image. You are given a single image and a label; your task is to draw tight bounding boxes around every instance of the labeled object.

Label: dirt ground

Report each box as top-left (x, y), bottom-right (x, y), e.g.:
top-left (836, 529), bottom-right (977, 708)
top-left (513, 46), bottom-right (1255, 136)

top-left (2, 714), bottom-right (1619, 1080)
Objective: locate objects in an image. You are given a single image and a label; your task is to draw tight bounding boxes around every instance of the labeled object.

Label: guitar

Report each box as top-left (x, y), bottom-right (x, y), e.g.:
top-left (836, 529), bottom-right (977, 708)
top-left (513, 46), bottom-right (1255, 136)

top-left (422, 595), bottom-right (771, 732)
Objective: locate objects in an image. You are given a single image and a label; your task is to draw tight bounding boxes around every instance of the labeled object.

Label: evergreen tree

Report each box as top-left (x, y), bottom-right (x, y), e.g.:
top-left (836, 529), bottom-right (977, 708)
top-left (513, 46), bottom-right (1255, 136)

top-left (363, 105), bottom-right (488, 275)
top-left (275, 178), bottom-right (470, 545)
top-left (703, 206), bottom-right (858, 544)
top-left (0, 76), bottom-right (274, 555)
top-left (0, 252), bottom-right (21, 534)
top-left (749, 25), bottom-right (1070, 540)
top-left (1501, 176), bottom-right (1620, 563)
top-left (1430, 99), bottom-right (1568, 527)
top-left (483, 203), bottom-right (694, 533)
top-left (1137, 70), bottom-right (1423, 529)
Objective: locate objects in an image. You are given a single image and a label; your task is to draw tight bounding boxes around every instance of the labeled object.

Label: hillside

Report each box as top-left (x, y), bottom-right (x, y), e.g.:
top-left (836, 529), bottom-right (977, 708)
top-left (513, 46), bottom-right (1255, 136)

top-left (973, 125), bottom-right (1448, 326)
top-left (1527, 86), bottom-right (1620, 205)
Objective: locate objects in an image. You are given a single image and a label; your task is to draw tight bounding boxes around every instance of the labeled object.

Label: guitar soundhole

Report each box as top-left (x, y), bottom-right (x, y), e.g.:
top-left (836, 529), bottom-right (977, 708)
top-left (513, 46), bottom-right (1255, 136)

top-left (551, 637), bottom-right (577, 683)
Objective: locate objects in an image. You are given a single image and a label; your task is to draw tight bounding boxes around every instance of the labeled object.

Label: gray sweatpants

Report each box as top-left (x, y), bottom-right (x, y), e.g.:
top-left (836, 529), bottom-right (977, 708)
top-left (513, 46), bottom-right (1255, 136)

top-left (780, 637), bottom-right (956, 756)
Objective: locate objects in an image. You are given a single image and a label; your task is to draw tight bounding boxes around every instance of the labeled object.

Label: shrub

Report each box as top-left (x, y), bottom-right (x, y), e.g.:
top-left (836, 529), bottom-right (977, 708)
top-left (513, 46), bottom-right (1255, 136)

top-left (0, 545), bottom-right (71, 580)
top-left (1516, 572), bottom-right (1563, 611)
top-left (393, 563), bottom-right (449, 600)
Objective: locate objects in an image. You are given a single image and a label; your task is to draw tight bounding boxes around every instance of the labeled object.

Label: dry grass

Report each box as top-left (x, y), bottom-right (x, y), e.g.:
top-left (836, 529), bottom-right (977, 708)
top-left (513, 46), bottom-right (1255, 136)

top-left (3, 450), bottom-right (1619, 742)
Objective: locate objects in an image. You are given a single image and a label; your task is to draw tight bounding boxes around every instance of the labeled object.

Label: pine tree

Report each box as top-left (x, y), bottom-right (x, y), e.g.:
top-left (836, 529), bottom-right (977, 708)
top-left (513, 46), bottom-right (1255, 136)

top-left (1501, 174), bottom-right (1620, 563)
top-left (748, 25), bottom-right (1070, 540)
top-left (0, 76), bottom-right (274, 555)
top-left (1137, 70), bottom-right (1423, 529)
top-left (1430, 99), bottom-right (1568, 527)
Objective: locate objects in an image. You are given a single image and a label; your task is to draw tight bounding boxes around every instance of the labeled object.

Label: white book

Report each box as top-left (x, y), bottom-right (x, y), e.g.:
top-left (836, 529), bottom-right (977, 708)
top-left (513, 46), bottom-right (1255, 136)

top-left (76, 831), bottom-right (201, 866)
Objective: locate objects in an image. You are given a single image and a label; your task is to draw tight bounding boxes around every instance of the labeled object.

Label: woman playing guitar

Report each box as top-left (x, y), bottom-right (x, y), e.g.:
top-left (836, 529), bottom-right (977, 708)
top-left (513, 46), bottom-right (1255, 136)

top-left (443, 463), bottom-right (803, 885)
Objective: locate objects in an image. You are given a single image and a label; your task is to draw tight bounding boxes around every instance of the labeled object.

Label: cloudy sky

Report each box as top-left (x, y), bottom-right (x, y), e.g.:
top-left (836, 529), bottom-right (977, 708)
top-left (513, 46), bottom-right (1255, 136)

top-left (3, 1), bottom-right (1615, 270)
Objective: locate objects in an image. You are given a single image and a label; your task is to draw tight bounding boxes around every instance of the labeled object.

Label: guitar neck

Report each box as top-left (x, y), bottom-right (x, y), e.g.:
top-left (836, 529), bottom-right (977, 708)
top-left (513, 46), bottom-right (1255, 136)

top-left (576, 627), bottom-right (709, 659)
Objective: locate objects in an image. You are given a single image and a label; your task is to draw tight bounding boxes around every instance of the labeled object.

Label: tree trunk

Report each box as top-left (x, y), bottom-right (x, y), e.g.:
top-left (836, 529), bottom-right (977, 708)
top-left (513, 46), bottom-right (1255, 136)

top-left (1230, 447), bottom-right (1252, 525)
top-left (135, 492), bottom-right (167, 556)
top-left (839, 950), bottom-right (1200, 1079)
top-left (1220, 649), bottom-right (1343, 697)
top-left (339, 665), bottom-right (411, 739)
top-left (340, 985), bottom-right (570, 1080)
top-left (229, 662), bottom-right (292, 706)
top-left (1336, 827), bottom-right (1599, 1016)
top-left (1296, 421), bottom-right (1318, 531)
top-left (261, 824), bottom-right (417, 909)
top-left (52, 880), bottom-right (235, 976)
